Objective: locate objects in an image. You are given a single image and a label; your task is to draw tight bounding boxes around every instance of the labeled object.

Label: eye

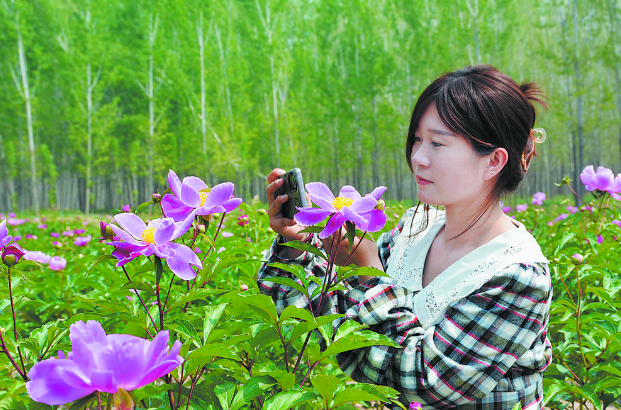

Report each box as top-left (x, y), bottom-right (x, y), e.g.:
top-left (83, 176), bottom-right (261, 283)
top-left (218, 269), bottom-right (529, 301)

top-left (413, 136), bottom-right (422, 143)
top-left (432, 141), bottom-right (443, 147)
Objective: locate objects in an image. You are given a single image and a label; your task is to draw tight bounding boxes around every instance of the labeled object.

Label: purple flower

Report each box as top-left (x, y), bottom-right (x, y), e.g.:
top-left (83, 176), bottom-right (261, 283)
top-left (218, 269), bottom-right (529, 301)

top-left (13, 235), bottom-right (21, 241)
top-left (26, 320), bottom-right (183, 406)
top-left (572, 253), bottom-right (583, 265)
top-left (502, 206), bottom-right (511, 213)
top-left (221, 231), bottom-right (233, 238)
top-left (580, 165), bottom-right (621, 200)
top-left (122, 204), bottom-right (131, 212)
top-left (75, 229), bottom-right (85, 235)
top-left (8, 212), bottom-right (16, 218)
top-left (37, 224), bottom-right (47, 229)
top-left (107, 213), bottom-right (202, 280)
top-left (1, 220), bottom-right (15, 250)
top-left (294, 183), bottom-right (387, 238)
top-left (100, 221), bottom-right (116, 241)
top-left (566, 206), bottom-right (579, 214)
top-left (612, 219), bottom-right (621, 228)
top-left (161, 170), bottom-right (242, 222)
top-left (409, 402), bottom-right (423, 410)
top-left (238, 214), bottom-right (249, 226)
top-left (62, 230), bottom-right (75, 237)
top-left (516, 204), bottom-right (528, 212)
top-left (23, 250), bottom-right (51, 264)
top-left (51, 232), bottom-right (60, 238)
top-left (597, 235), bottom-right (604, 244)
top-left (553, 213), bottom-right (568, 223)
top-left (194, 247), bottom-right (201, 253)
top-left (74, 235), bottom-right (92, 247)
top-left (52, 241), bottom-right (62, 248)
top-left (49, 256), bottom-right (67, 271)
top-left (532, 192), bottom-right (546, 205)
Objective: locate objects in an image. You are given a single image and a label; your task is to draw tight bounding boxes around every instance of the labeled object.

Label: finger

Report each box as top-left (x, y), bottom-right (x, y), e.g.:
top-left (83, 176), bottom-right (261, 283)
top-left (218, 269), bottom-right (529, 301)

top-left (266, 178), bottom-right (285, 202)
top-left (267, 168), bottom-right (286, 184)
top-left (268, 194), bottom-right (288, 217)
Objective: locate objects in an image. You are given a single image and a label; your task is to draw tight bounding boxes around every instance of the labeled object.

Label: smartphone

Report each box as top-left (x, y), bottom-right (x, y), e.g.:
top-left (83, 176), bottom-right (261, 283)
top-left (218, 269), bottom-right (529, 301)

top-left (276, 168), bottom-right (308, 219)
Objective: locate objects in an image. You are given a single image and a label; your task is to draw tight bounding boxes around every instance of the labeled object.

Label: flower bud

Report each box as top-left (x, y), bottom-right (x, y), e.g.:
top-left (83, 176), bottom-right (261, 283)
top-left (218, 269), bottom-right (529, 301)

top-left (553, 257), bottom-right (560, 264)
top-left (152, 193), bottom-right (162, 203)
top-left (2, 244), bottom-right (24, 266)
top-left (113, 388), bottom-right (135, 410)
top-left (197, 224), bottom-right (206, 234)
top-left (571, 253), bottom-right (583, 265)
top-left (409, 402), bottom-right (422, 410)
top-left (240, 284), bottom-right (249, 291)
top-left (258, 208), bottom-right (267, 215)
top-left (375, 199), bottom-right (386, 211)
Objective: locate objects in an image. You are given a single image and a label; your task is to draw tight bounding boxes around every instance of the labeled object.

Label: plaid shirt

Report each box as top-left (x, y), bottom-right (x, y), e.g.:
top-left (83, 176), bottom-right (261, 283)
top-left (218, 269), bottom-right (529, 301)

top-left (258, 211), bottom-right (552, 409)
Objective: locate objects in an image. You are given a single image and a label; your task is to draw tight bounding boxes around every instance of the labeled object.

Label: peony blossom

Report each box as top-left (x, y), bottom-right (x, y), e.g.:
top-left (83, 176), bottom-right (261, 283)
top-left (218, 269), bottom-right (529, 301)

top-left (49, 256), bottom-right (67, 271)
top-left (107, 213), bottom-right (201, 280)
top-left (26, 320), bottom-right (183, 406)
top-left (74, 235), bottom-right (92, 246)
top-left (294, 183), bottom-right (387, 238)
top-left (532, 192), bottom-right (546, 205)
top-left (516, 204), bottom-right (528, 212)
top-left (580, 165), bottom-right (621, 200)
top-left (122, 204), bottom-right (131, 212)
top-left (23, 250), bottom-right (52, 264)
top-left (161, 169), bottom-right (242, 222)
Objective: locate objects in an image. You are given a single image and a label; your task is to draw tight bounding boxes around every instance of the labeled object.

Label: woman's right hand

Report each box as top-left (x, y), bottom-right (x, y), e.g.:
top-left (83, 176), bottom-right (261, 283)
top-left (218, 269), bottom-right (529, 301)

top-left (266, 168), bottom-right (311, 242)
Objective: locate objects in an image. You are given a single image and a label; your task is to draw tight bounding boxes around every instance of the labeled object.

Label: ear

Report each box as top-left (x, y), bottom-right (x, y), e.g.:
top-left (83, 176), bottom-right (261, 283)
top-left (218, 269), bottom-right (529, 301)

top-left (484, 148), bottom-right (508, 180)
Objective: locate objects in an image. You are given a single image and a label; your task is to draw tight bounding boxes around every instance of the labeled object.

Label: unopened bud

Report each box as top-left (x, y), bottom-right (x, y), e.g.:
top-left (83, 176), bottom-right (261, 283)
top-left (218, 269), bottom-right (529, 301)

top-left (113, 388), bottom-right (134, 410)
top-left (197, 224), bottom-right (206, 234)
top-left (258, 208), bottom-right (267, 215)
top-left (152, 193), bottom-right (162, 203)
top-left (571, 253), bottom-right (584, 265)
top-left (2, 254), bottom-right (16, 267)
top-left (375, 199), bottom-right (386, 211)
top-left (553, 258), bottom-right (560, 264)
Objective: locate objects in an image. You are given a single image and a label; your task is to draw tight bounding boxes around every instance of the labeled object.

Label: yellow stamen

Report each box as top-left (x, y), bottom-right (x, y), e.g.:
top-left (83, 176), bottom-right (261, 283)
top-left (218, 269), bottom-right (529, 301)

top-left (199, 188), bottom-right (211, 206)
top-left (332, 196), bottom-right (353, 210)
top-left (142, 227), bottom-right (156, 243)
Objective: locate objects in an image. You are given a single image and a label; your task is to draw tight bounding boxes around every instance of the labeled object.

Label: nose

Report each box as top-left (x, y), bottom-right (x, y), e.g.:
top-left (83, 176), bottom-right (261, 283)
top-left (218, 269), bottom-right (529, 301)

top-left (410, 144), bottom-right (430, 168)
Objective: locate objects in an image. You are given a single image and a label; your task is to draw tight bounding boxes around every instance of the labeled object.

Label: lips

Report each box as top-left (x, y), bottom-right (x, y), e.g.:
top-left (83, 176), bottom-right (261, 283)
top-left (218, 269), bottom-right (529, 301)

top-left (416, 175), bottom-right (432, 185)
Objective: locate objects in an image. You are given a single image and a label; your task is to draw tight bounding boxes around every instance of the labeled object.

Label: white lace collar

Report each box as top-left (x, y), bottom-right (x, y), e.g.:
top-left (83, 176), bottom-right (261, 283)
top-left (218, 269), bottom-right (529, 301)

top-left (386, 208), bottom-right (547, 328)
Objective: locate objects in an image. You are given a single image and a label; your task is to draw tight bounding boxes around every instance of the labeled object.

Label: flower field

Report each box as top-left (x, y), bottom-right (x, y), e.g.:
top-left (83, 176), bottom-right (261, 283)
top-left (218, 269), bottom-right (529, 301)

top-left (0, 167), bottom-right (621, 410)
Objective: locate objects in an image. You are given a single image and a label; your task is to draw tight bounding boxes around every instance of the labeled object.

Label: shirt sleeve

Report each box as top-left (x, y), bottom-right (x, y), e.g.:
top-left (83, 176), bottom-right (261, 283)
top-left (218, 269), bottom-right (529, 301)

top-left (335, 262), bottom-right (552, 408)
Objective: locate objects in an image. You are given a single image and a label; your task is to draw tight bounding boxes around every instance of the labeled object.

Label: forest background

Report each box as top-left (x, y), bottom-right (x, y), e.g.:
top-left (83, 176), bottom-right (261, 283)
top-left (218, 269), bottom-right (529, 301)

top-left (0, 0), bottom-right (619, 215)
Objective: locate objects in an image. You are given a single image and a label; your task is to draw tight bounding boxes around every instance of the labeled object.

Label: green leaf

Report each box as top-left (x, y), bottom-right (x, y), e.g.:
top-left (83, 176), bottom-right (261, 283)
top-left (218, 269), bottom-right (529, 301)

top-left (85, 254), bottom-right (116, 276)
top-left (280, 305), bottom-right (316, 324)
top-left (133, 383), bottom-right (176, 402)
top-left (120, 280), bottom-right (155, 295)
top-left (298, 226), bottom-right (323, 234)
top-left (203, 303), bottom-right (228, 344)
top-left (0, 299), bottom-right (10, 316)
top-left (320, 330), bottom-right (400, 361)
top-left (287, 314), bottom-right (344, 343)
top-left (225, 293), bottom-right (279, 325)
top-left (257, 369), bottom-right (296, 391)
top-left (281, 241), bottom-right (328, 261)
top-left (312, 374), bottom-right (339, 406)
top-left (185, 343), bottom-right (239, 373)
top-left (266, 262), bottom-right (306, 283)
top-left (155, 257), bottom-right (164, 286)
top-left (171, 319), bottom-right (202, 347)
top-left (68, 393), bottom-right (97, 410)
top-left (230, 376), bottom-right (278, 410)
top-left (215, 382), bottom-right (236, 410)
top-left (136, 199), bottom-right (155, 214)
top-left (262, 276), bottom-right (308, 299)
top-left (263, 389), bottom-right (319, 410)
top-left (345, 221), bottom-right (356, 254)
top-left (337, 265), bottom-right (390, 282)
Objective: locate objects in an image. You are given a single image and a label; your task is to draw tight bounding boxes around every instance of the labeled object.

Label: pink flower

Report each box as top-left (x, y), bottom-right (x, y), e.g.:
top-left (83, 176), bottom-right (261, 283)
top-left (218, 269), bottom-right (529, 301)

top-left (409, 402), bottom-right (423, 410)
top-left (566, 206), bottom-right (579, 214)
top-left (194, 247), bottom-right (201, 253)
top-left (597, 235), bottom-right (604, 244)
top-left (23, 251), bottom-right (51, 264)
top-left (49, 256), bottom-right (67, 271)
top-left (37, 224), bottom-right (47, 229)
top-left (572, 253), bottom-right (583, 265)
top-left (51, 232), bottom-right (60, 238)
top-left (516, 204), bottom-right (528, 212)
top-left (240, 284), bottom-right (249, 291)
top-left (553, 213), bottom-right (568, 223)
top-left (532, 192), bottom-right (546, 205)
top-left (237, 215), bottom-right (249, 226)
top-left (75, 229), bottom-right (85, 235)
top-left (502, 206), bottom-right (511, 213)
top-left (221, 231), bottom-right (233, 238)
top-left (74, 236), bottom-right (92, 247)
top-left (122, 204), bottom-right (131, 212)
top-left (580, 165), bottom-right (621, 200)
top-left (612, 220), bottom-right (621, 228)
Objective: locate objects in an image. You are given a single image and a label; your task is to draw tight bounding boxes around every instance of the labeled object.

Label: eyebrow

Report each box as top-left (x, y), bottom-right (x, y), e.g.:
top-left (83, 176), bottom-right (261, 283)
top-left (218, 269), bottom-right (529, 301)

top-left (428, 128), bottom-right (456, 137)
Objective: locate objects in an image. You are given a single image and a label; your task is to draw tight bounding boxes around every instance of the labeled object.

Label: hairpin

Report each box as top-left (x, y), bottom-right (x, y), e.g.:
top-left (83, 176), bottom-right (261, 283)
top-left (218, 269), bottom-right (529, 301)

top-left (530, 128), bottom-right (546, 144)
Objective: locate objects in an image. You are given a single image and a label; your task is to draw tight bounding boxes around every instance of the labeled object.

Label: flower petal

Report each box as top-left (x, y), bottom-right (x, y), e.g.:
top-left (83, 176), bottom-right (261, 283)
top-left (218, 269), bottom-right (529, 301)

top-left (180, 183), bottom-right (201, 208)
top-left (109, 224), bottom-right (142, 246)
top-left (168, 170), bottom-right (182, 198)
top-left (366, 186), bottom-right (387, 200)
top-left (114, 213), bottom-right (147, 239)
top-left (165, 243), bottom-right (201, 280)
top-left (26, 359), bottom-right (94, 405)
top-left (357, 209), bottom-right (387, 232)
top-left (202, 182), bottom-right (235, 207)
top-left (90, 369), bottom-right (117, 394)
top-left (349, 196), bottom-right (377, 213)
top-left (172, 212), bottom-right (196, 241)
top-left (340, 206), bottom-right (367, 227)
top-left (294, 208), bottom-right (333, 226)
top-left (182, 176), bottom-right (208, 192)
top-left (151, 243), bottom-right (175, 259)
top-left (161, 194), bottom-right (194, 222)
top-left (154, 219), bottom-right (175, 246)
top-left (306, 182), bottom-right (335, 203)
top-left (320, 212), bottom-right (346, 239)
top-left (338, 185), bottom-right (362, 200)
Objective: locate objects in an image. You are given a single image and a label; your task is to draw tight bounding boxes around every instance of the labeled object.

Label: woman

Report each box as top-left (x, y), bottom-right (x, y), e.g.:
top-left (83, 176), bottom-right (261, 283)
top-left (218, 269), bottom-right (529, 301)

top-left (258, 65), bottom-right (552, 409)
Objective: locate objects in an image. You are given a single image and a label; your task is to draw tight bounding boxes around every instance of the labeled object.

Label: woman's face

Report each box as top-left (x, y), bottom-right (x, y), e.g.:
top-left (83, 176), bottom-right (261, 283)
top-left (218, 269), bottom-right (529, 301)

top-left (410, 104), bottom-right (492, 208)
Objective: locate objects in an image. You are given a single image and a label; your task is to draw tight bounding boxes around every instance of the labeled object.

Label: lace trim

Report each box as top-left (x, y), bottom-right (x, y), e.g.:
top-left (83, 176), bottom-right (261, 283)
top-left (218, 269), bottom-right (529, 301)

top-left (422, 245), bottom-right (523, 327)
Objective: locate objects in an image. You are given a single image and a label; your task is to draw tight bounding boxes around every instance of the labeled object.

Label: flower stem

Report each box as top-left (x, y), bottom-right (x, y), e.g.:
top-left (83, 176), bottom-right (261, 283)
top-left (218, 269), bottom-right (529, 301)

top-left (300, 362), bottom-right (318, 387)
top-left (97, 392), bottom-right (102, 410)
top-left (106, 393), bottom-right (112, 410)
top-left (162, 274), bottom-right (175, 312)
top-left (121, 266), bottom-right (157, 335)
top-left (342, 231), bottom-right (367, 267)
top-left (191, 212), bottom-right (227, 290)
top-left (7, 266), bottom-right (27, 376)
top-left (0, 328), bottom-right (27, 380)
top-left (292, 332), bottom-right (312, 374)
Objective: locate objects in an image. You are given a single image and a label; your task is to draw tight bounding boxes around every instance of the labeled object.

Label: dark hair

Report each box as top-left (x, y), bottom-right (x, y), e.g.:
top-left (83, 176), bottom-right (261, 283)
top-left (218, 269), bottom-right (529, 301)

top-left (405, 65), bottom-right (547, 237)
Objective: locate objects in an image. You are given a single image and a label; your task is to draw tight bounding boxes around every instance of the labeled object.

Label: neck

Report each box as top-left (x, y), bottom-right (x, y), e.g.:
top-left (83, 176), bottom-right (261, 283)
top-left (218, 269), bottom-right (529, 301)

top-left (441, 200), bottom-right (511, 248)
